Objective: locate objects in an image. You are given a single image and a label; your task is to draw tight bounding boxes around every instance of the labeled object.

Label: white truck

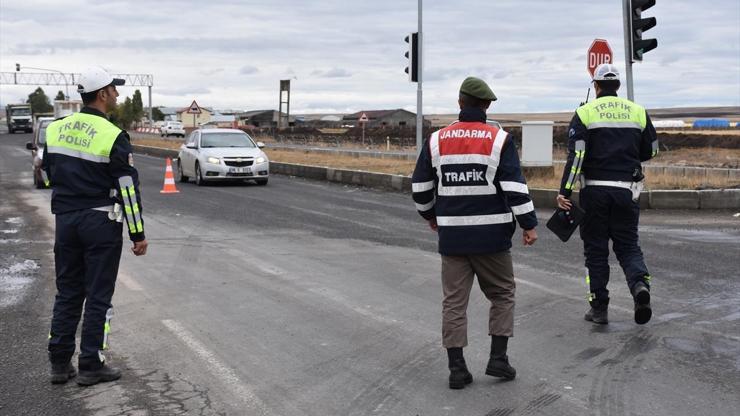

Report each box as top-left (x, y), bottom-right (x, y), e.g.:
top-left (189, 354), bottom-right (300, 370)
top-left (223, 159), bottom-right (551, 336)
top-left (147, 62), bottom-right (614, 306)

top-left (5, 104), bottom-right (33, 133)
top-left (53, 100), bottom-right (82, 118)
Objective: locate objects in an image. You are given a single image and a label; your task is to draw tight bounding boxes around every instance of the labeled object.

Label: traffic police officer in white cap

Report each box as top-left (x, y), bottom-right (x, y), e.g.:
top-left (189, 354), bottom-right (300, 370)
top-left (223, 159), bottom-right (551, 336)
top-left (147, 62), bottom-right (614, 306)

top-left (44, 66), bottom-right (148, 385)
top-left (557, 63), bottom-right (658, 326)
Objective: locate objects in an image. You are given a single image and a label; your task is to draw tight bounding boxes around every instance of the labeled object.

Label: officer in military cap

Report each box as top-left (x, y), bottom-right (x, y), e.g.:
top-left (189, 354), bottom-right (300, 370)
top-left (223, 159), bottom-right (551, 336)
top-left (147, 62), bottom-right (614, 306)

top-left (556, 63), bottom-right (658, 326)
top-left (412, 77), bottom-right (538, 389)
top-left (43, 66), bottom-right (148, 386)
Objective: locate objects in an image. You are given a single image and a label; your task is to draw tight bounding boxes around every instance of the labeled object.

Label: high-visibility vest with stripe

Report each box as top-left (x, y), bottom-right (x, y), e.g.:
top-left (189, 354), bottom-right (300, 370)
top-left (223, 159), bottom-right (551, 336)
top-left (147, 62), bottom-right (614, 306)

top-left (570, 95), bottom-right (654, 183)
top-left (413, 120), bottom-right (537, 255)
top-left (46, 112), bottom-right (121, 163)
top-left (576, 96), bottom-right (647, 131)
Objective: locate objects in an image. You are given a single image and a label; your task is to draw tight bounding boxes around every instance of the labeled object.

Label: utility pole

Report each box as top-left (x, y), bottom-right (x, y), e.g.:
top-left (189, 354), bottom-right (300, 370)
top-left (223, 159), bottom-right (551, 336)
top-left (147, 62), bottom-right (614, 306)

top-left (416, 0), bottom-right (423, 154)
top-left (622, 0), bottom-right (635, 100)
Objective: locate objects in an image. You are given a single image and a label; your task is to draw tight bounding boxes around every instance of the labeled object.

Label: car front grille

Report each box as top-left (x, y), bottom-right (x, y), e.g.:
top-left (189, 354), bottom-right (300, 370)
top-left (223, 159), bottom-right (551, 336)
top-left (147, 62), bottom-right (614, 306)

top-left (224, 158), bottom-right (254, 167)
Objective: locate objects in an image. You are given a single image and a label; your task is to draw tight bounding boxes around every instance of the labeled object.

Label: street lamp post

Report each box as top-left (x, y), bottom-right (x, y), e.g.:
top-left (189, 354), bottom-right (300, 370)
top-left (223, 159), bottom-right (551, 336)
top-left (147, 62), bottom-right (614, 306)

top-left (17, 64), bottom-right (70, 100)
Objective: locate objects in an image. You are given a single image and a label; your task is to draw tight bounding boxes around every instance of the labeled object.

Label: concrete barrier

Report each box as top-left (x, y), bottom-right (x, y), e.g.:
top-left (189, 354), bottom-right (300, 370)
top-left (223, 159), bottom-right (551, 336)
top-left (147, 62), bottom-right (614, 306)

top-left (649, 190), bottom-right (700, 209)
top-left (699, 189), bottom-right (740, 209)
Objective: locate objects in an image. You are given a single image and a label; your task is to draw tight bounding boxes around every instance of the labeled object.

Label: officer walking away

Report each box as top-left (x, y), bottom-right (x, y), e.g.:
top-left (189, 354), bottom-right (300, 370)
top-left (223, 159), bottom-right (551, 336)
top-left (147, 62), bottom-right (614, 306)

top-left (556, 63), bottom-right (658, 326)
top-left (412, 77), bottom-right (538, 389)
top-left (43, 66), bottom-right (148, 386)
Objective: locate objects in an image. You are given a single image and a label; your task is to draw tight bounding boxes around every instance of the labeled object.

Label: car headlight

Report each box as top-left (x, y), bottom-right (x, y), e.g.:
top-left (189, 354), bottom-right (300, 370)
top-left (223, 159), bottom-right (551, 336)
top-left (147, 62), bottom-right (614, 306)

top-left (207, 156), bottom-right (220, 164)
top-left (256, 156), bottom-right (266, 164)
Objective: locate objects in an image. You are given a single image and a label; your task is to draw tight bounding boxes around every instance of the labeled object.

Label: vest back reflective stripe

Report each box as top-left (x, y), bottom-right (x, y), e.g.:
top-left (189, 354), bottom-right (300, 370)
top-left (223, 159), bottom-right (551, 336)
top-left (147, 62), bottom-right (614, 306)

top-left (576, 96), bottom-right (647, 131)
top-left (431, 122), bottom-right (506, 197)
top-left (46, 112), bottom-right (121, 163)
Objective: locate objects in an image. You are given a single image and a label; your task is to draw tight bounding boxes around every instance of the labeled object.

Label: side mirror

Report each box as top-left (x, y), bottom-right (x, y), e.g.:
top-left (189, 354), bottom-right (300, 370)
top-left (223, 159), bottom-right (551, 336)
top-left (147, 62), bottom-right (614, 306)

top-left (256, 141), bottom-right (265, 149)
top-left (186, 143), bottom-right (197, 149)
top-left (26, 142), bottom-right (36, 150)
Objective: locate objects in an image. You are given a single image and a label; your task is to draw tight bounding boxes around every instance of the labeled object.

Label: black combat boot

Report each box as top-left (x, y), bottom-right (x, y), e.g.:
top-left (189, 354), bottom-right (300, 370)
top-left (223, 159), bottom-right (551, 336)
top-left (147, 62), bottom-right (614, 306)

top-left (633, 281), bottom-right (652, 325)
top-left (50, 362), bottom-right (77, 384)
top-left (447, 347), bottom-right (473, 389)
top-left (485, 336), bottom-right (516, 380)
top-left (76, 363), bottom-right (122, 386)
top-left (584, 298), bottom-right (609, 324)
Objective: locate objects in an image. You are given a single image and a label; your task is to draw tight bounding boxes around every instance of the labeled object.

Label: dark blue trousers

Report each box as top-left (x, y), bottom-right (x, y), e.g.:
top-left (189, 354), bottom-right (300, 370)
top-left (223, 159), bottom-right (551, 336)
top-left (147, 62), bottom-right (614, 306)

top-left (48, 210), bottom-right (122, 370)
top-left (579, 186), bottom-right (650, 306)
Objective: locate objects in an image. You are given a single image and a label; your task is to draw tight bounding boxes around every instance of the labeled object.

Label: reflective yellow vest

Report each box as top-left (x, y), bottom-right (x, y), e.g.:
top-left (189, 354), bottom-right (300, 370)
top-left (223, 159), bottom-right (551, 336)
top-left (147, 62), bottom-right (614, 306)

top-left (46, 112), bottom-right (121, 164)
top-left (576, 96), bottom-right (647, 131)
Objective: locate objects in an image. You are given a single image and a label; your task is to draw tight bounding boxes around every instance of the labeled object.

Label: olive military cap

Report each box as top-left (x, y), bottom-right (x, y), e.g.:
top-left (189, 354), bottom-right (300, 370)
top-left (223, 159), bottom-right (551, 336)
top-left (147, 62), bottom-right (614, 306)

top-left (459, 77), bottom-right (497, 101)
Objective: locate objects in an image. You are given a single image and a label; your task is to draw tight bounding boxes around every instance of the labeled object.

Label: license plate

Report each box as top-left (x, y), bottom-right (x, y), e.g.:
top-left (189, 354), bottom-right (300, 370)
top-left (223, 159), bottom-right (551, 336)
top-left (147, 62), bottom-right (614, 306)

top-left (230, 167), bottom-right (251, 173)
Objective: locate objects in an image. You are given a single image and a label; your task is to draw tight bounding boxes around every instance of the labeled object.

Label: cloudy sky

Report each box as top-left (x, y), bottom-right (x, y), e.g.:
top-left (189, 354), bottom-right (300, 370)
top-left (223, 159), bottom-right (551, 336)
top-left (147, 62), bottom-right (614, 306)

top-left (1, 0), bottom-right (738, 114)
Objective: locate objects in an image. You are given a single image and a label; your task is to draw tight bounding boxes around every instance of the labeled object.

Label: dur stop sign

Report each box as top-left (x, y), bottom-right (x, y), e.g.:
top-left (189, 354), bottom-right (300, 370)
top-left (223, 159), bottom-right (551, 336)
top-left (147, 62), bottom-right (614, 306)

top-left (587, 39), bottom-right (613, 77)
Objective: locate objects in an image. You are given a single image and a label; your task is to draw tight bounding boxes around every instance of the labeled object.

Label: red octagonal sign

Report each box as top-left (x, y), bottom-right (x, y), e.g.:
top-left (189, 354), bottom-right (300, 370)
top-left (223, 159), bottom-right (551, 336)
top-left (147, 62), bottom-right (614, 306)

top-left (587, 39), bottom-right (613, 77)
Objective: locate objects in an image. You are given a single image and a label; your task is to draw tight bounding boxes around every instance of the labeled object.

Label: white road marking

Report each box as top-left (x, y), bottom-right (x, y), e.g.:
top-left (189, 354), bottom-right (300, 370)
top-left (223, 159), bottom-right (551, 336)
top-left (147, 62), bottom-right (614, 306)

top-left (118, 272), bottom-right (144, 291)
top-left (161, 319), bottom-right (272, 416)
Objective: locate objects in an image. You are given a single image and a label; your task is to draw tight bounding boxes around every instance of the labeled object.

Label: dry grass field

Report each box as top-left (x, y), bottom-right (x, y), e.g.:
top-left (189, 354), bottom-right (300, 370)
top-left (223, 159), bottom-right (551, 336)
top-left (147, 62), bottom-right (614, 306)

top-left (131, 136), bottom-right (738, 190)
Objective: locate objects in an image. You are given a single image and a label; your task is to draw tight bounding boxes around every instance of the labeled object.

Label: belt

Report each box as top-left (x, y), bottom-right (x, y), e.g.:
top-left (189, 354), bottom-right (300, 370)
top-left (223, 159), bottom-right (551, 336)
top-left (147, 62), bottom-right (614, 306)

top-left (583, 179), bottom-right (633, 190)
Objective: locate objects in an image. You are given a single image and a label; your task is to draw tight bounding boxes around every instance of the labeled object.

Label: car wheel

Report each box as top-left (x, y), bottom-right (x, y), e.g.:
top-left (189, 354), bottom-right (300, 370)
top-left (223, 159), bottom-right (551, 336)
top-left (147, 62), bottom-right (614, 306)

top-left (255, 178), bottom-right (268, 186)
top-left (177, 159), bottom-right (189, 183)
top-left (195, 162), bottom-right (205, 186)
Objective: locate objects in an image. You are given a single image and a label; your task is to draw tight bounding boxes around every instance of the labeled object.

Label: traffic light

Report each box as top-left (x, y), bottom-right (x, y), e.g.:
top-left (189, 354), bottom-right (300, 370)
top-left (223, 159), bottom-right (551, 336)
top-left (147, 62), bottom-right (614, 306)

top-left (404, 32), bottom-right (419, 82)
top-left (15, 63), bottom-right (20, 71)
top-left (629, 0), bottom-right (658, 61)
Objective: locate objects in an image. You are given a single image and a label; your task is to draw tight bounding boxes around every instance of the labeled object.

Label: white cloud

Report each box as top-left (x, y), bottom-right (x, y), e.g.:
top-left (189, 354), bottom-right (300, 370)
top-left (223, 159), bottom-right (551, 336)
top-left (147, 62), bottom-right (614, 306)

top-left (0, 0), bottom-right (738, 113)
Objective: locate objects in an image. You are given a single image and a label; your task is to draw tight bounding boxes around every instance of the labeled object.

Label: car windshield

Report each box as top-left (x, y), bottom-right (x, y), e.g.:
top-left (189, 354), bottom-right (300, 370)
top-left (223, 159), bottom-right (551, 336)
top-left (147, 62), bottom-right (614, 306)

top-left (168, 123), bottom-right (183, 128)
top-left (201, 133), bottom-right (256, 148)
top-left (13, 108), bottom-right (31, 116)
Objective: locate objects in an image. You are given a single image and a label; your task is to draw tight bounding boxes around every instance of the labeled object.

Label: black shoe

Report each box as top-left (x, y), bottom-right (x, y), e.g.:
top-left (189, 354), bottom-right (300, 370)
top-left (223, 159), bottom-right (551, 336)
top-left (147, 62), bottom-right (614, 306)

top-left (448, 358), bottom-right (473, 389)
top-left (76, 364), bottom-right (121, 386)
top-left (584, 307), bottom-right (609, 324)
top-left (485, 355), bottom-right (516, 380)
top-left (633, 282), bottom-right (652, 325)
top-left (50, 363), bottom-right (77, 384)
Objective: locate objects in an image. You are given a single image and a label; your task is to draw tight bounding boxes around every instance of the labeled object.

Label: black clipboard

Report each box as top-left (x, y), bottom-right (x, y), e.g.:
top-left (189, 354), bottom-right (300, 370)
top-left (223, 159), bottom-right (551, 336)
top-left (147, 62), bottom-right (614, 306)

top-left (546, 203), bottom-right (586, 242)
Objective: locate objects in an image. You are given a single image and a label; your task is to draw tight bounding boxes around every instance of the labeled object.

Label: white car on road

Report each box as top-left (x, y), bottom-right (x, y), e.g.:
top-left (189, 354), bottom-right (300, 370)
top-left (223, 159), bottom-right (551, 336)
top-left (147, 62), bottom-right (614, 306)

top-left (160, 121), bottom-right (185, 137)
top-left (177, 129), bottom-right (269, 186)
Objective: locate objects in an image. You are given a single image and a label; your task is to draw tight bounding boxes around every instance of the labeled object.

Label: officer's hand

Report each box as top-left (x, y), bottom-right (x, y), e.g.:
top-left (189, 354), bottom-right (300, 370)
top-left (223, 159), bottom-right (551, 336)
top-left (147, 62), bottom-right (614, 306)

top-left (523, 228), bottom-right (538, 246)
top-left (132, 239), bottom-right (148, 256)
top-left (428, 218), bottom-right (438, 232)
top-left (556, 194), bottom-right (572, 210)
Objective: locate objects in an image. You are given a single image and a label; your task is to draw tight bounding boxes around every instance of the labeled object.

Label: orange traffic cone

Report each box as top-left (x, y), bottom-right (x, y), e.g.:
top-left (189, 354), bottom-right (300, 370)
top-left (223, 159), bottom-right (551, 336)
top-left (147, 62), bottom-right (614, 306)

top-left (160, 158), bottom-right (180, 194)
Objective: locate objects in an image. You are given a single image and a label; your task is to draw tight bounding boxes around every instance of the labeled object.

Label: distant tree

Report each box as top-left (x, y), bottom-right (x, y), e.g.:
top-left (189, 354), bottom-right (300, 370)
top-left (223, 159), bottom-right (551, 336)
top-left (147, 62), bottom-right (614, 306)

top-left (26, 87), bottom-right (53, 113)
top-left (121, 97), bottom-right (135, 129)
top-left (131, 90), bottom-right (144, 127)
top-left (109, 97), bottom-right (136, 130)
top-left (152, 107), bottom-right (165, 121)
top-left (54, 90), bottom-right (65, 101)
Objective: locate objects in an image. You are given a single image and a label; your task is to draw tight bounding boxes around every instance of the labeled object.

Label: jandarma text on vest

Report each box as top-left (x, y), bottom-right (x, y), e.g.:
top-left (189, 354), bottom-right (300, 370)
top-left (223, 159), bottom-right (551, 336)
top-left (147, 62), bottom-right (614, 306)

top-left (440, 129), bottom-right (493, 140)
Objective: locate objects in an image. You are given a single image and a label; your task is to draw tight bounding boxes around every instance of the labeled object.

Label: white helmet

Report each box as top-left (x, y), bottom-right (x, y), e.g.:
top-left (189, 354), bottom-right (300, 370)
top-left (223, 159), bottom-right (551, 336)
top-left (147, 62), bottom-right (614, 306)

top-left (592, 63), bottom-right (620, 82)
top-left (77, 66), bottom-right (125, 94)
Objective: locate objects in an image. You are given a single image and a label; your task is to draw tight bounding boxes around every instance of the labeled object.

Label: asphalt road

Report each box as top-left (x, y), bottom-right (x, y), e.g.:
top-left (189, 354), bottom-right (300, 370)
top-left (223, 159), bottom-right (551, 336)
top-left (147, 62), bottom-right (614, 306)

top-left (1, 132), bottom-right (739, 416)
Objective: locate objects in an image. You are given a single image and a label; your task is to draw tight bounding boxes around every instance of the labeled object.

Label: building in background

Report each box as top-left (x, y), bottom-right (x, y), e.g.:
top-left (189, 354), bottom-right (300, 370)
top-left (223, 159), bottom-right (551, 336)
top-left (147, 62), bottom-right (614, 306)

top-left (177, 106), bottom-right (213, 127)
top-left (236, 110), bottom-right (295, 128)
top-left (343, 109), bottom-right (428, 128)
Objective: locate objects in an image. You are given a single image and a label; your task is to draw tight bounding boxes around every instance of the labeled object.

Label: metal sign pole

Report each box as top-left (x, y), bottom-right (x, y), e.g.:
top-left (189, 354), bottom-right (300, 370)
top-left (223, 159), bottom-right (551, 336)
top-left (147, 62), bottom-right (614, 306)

top-left (623, 0), bottom-right (635, 100)
top-left (148, 85), bottom-right (153, 124)
top-left (416, 0), bottom-right (423, 154)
